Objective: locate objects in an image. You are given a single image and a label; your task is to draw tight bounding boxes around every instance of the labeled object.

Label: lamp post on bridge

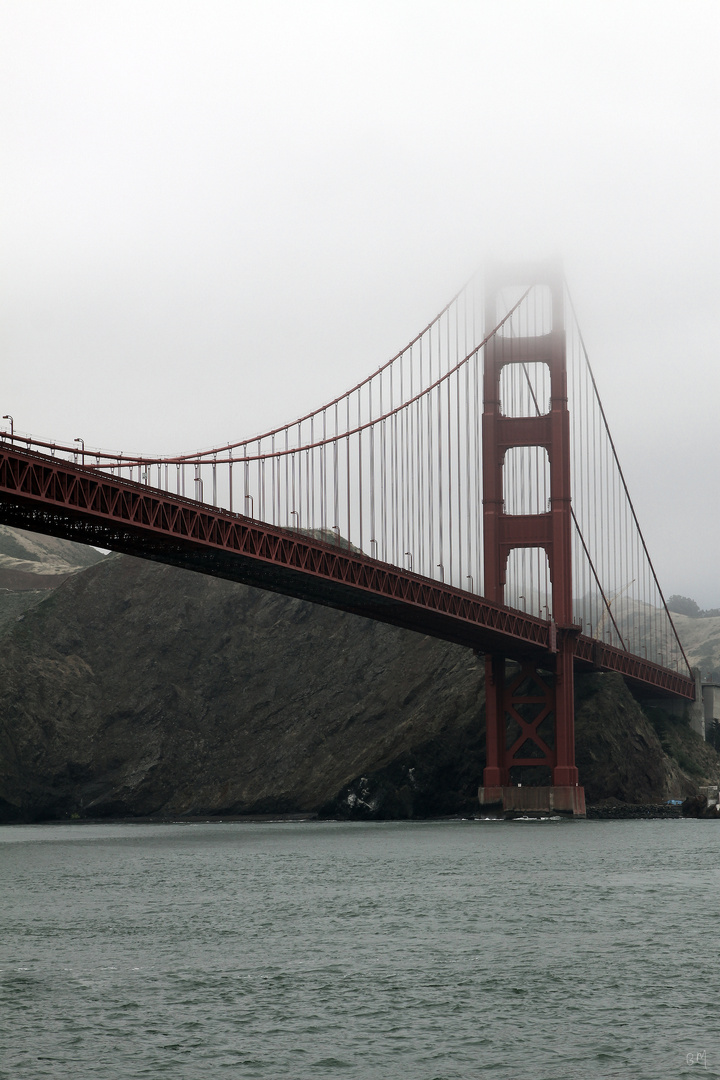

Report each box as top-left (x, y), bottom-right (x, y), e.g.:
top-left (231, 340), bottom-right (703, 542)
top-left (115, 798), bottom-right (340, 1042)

top-left (74, 438), bottom-right (84, 465)
top-left (3, 415), bottom-right (13, 442)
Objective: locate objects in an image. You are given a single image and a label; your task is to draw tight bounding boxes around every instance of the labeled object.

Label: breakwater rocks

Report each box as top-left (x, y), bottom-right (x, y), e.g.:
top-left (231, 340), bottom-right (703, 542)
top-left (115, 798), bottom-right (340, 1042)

top-left (588, 796), bottom-right (720, 819)
top-left (680, 794), bottom-right (720, 818)
top-left (587, 802), bottom-right (683, 820)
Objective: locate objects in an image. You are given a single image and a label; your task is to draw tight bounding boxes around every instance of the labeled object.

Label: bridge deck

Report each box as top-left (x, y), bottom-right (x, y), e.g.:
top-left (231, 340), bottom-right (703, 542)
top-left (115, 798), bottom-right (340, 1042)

top-left (0, 445), bottom-right (694, 701)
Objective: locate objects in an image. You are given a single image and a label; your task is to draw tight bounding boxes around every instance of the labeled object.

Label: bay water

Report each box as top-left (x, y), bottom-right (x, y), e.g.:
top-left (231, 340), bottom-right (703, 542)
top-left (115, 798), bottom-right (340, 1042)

top-left (1, 818), bottom-right (718, 1079)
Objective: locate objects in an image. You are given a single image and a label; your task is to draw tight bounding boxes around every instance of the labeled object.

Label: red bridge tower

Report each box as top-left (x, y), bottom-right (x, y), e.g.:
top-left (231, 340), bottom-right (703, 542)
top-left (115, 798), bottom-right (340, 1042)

top-left (479, 262), bottom-right (586, 816)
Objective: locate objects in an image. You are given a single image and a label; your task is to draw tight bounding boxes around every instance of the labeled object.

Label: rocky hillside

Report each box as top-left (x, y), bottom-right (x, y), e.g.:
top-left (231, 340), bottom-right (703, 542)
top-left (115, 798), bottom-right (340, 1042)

top-left (0, 527), bottom-right (716, 822)
top-left (0, 551), bottom-right (487, 822)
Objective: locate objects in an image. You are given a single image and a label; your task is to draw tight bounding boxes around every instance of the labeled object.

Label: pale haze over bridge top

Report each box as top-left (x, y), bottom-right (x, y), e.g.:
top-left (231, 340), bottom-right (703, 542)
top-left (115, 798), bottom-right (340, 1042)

top-left (1, 1), bottom-right (719, 604)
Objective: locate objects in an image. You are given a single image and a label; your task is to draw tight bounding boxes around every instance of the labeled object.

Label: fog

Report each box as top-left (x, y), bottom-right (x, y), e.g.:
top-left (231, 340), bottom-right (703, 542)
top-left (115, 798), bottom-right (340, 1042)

top-left (2, 1), bottom-right (718, 603)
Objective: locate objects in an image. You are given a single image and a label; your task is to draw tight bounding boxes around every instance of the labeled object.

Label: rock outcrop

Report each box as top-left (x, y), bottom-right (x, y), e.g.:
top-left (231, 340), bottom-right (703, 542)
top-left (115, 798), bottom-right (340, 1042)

top-left (0, 552), bottom-right (485, 821)
top-left (574, 672), bottom-right (698, 804)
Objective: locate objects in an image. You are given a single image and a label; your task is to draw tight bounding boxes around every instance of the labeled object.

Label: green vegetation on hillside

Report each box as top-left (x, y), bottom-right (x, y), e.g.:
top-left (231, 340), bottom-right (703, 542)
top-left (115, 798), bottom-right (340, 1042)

top-left (668, 594), bottom-right (720, 619)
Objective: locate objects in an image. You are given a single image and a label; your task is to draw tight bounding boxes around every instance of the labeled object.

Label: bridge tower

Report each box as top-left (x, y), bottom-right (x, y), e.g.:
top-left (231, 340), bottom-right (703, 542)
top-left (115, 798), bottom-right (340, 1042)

top-left (479, 262), bottom-right (586, 816)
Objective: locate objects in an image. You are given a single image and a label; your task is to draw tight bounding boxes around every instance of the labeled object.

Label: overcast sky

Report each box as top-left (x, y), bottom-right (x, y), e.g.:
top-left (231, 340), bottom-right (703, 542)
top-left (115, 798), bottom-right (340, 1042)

top-left (2, 1), bottom-right (719, 604)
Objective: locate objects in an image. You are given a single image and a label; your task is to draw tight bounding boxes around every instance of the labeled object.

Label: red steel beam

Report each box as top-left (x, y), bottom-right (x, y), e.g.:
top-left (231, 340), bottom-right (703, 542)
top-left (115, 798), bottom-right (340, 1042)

top-left (573, 635), bottom-right (694, 699)
top-left (0, 445), bottom-right (695, 700)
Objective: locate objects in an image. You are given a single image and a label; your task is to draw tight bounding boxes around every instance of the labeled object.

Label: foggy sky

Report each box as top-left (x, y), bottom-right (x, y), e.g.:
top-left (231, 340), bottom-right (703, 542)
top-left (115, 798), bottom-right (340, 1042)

top-left (2, 1), bottom-right (719, 604)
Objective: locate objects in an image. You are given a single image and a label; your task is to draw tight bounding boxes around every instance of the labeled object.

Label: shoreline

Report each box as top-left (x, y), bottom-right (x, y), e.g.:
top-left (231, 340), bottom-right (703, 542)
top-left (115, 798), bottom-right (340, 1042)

top-left (0, 804), bottom-right (707, 826)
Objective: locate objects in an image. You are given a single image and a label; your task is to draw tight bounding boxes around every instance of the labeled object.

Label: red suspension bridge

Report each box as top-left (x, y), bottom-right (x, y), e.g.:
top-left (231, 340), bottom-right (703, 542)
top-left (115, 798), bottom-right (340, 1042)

top-left (0, 261), bottom-right (693, 816)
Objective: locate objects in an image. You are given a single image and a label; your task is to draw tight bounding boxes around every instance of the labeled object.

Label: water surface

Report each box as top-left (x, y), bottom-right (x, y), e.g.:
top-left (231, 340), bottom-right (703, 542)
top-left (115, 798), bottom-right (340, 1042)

top-left (1, 819), bottom-right (718, 1079)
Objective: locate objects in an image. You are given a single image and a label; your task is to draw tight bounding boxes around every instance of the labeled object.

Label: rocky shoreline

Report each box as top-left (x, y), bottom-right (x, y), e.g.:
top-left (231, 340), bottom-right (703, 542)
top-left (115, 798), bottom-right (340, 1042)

top-left (587, 795), bottom-right (720, 819)
top-left (586, 802), bottom-right (683, 819)
top-left (4, 803), bottom-right (716, 826)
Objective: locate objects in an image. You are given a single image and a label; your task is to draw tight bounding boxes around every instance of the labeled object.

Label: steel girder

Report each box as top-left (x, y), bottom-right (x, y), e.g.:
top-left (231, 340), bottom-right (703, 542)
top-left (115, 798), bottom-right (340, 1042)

top-left (574, 636), bottom-right (694, 699)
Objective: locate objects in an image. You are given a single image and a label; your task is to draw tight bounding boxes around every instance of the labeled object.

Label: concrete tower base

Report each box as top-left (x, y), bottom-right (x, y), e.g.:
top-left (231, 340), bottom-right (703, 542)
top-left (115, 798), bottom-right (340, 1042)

top-left (478, 785), bottom-right (586, 818)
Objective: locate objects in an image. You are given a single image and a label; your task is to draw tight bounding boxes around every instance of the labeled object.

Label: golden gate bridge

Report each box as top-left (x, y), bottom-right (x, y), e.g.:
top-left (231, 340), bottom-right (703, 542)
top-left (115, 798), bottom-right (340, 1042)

top-left (0, 260), bottom-right (693, 816)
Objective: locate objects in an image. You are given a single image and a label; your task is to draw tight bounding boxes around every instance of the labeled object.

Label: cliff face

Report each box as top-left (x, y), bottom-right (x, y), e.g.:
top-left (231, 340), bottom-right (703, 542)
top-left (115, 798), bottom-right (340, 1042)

top-left (0, 552), bottom-right (485, 821)
top-left (574, 673), bottom-right (701, 804)
top-left (0, 531), bottom-right (715, 823)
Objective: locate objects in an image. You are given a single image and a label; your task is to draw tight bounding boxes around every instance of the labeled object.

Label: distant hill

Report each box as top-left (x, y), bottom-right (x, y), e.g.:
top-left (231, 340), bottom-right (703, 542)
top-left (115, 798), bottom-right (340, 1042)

top-left (661, 595), bottom-right (720, 678)
top-left (671, 613), bottom-right (720, 680)
top-left (574, 588), bottom-right (720, 681)
top-left (0, 525), bottom-right (107, 575)
top-left (0, 525), bottom-right (108, 631)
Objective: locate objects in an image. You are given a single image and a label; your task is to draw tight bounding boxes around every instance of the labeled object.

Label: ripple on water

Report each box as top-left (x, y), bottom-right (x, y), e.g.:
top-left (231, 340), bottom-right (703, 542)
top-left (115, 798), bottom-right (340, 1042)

top-left (1, 819), bottom-right (720, 1079)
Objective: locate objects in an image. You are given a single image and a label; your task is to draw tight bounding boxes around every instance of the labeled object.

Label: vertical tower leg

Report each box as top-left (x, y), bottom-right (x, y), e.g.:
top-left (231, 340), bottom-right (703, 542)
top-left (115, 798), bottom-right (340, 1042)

top-left (482, 654), bottom-right (507, 790)
top-left (553, 631), bottom-right (579, 787)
